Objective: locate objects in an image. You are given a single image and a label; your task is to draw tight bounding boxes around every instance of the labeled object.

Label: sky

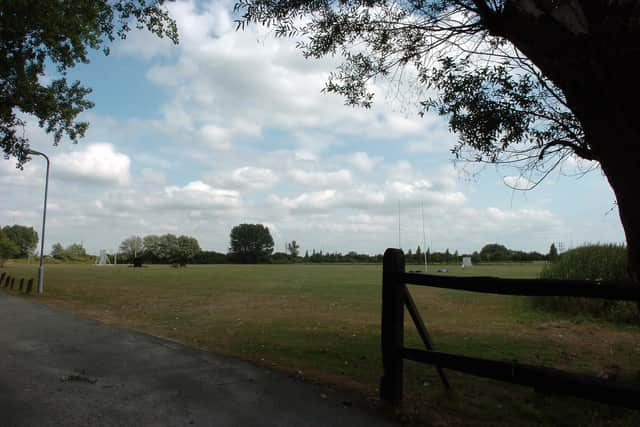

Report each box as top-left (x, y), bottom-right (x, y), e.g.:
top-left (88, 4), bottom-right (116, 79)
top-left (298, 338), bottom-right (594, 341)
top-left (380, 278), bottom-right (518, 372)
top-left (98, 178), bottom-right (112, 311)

top-left (0, 0), bottom-right (626, 256)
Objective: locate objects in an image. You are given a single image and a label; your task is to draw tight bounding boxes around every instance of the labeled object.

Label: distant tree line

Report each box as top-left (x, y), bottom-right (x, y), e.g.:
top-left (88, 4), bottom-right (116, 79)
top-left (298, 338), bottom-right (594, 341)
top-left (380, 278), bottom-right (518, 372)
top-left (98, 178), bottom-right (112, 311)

top-left (474, 243), bottom-right (547, 263)
top-left (4, 220), bottom-right (555, 267)
top-left (119, 224), bottom-right (554, 265)
top-left (118, 234), bottom-right (201, 265)
top-left (51, 242), bottom-right (90, 261)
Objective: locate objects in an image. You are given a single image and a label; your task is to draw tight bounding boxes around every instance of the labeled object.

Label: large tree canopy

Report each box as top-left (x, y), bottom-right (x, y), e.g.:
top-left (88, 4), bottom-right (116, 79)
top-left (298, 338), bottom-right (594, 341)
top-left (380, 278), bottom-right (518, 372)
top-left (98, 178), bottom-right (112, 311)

top-left (1, 0), bottom-right (178, 165)
top-left (229, 223), bottom-right (274, 263)
top-left (141, 234), bottom-right (201, 264)
top-left (0, 228), bottom-right (19, 266)
top-left (1, 224), bottom-right (38, 257)
top-left (235, 0), bottom-right (640, 279)
top-left (120, 235), bottom-right (144, 258)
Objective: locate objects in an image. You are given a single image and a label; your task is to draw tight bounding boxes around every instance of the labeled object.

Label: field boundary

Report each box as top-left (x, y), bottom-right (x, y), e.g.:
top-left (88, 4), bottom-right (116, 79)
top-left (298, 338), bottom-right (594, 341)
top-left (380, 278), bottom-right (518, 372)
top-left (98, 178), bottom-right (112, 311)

top-left (380, 248), bottom-right (640, 409)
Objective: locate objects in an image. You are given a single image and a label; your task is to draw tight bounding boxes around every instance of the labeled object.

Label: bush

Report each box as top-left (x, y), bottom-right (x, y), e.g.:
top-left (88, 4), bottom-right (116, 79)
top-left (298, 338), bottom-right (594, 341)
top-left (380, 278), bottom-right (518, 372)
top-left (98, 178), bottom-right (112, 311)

top-left (531, 244), bottom-right (638, 323)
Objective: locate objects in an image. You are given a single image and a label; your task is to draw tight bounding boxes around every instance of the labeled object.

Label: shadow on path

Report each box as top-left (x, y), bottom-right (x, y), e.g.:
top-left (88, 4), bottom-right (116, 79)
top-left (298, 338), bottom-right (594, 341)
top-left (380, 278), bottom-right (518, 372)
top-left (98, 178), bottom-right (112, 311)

top-left (0, 293), bottom-right (399, 427)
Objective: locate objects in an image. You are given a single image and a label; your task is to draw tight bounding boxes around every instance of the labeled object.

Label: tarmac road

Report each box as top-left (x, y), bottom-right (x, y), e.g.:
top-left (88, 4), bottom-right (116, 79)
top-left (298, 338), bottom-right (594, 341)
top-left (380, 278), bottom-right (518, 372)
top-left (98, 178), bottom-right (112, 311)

top-left (0, 292), bottom-right (399, 427)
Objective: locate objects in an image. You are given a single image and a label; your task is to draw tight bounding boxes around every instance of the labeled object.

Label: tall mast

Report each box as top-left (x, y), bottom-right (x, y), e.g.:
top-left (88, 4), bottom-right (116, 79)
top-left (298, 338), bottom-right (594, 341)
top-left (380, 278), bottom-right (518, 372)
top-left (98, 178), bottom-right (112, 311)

top-left (421, 202), bottom-right (427, 272)
top-left (397, 200), bottom-right (402, 250)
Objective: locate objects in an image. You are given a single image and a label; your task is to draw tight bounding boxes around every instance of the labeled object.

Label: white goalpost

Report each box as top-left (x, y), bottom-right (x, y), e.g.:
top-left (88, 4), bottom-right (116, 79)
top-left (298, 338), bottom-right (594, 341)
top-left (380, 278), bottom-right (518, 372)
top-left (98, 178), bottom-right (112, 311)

top-left (96, 249), bottom-right (117, 265)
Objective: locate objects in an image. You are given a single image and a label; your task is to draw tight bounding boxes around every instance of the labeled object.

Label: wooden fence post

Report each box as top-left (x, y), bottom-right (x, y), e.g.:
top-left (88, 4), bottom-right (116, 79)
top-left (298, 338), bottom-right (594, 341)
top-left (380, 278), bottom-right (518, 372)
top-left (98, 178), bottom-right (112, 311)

top-left (19, 278), bottom-right (24, 291)
top-left (0, 272), bottom-right (5, 284)
top-left (10, 277), bottom-right (15, 289)
top-left (380, 248), bottom-right (406, 404)
top-left (26, 278), bottom-right (34, 294)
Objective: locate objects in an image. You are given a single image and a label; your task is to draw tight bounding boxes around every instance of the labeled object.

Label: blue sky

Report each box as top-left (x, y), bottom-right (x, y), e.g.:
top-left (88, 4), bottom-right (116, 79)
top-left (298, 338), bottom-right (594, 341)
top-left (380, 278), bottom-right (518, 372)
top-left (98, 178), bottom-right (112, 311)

top-left (0, 0), bottom-right (625, 256)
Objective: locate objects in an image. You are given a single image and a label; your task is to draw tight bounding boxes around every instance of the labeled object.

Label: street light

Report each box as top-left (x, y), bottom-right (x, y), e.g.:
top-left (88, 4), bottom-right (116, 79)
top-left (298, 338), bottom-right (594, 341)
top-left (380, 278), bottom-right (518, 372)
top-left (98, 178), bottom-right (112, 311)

top-left (26, 149), bottom-right (50, 294)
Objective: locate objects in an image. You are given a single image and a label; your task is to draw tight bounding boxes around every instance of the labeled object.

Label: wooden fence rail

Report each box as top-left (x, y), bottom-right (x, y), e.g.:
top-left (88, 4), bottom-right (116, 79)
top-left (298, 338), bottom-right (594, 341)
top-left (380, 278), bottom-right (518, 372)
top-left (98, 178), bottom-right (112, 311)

top-left (0, 272), bottom-right (36, 294)
top-left (380, 248), bottom-right (640, 409)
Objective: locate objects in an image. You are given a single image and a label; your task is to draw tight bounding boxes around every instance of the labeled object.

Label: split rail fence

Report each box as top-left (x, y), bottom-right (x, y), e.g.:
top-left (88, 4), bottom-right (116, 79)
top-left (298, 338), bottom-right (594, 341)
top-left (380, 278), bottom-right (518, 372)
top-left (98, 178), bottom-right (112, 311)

top-left (380, 248), bottom-right (640, 409)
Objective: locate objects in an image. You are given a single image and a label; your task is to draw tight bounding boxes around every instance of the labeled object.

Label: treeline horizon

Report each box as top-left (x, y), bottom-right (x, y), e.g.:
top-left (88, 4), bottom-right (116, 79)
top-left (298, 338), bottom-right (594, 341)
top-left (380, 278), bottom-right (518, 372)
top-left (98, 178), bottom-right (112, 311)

top-left (4, 222), bottom-right (554, 265)
top-left (114, 243), bottom-right (550, 265)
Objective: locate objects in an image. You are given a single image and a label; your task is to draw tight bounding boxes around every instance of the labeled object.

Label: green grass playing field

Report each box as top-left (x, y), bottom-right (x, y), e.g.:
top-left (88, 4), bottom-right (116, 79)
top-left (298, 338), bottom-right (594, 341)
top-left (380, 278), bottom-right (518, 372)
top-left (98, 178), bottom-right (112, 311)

top-left (2, 262), bottom-right (639, 426)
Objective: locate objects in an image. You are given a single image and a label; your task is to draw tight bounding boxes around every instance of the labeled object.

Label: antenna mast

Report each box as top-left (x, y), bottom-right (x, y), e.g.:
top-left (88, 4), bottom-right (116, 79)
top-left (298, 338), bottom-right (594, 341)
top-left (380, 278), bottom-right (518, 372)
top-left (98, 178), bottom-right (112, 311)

top-left (397, 201), bottom-right (402, 250)
top-left (421, 202), bottom-right (428, 273)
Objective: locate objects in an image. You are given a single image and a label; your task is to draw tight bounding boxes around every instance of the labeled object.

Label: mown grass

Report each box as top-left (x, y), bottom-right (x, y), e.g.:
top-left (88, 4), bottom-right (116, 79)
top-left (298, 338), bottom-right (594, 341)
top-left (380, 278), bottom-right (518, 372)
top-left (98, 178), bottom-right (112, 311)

top-left (2, 262), bottom-right (639, 426)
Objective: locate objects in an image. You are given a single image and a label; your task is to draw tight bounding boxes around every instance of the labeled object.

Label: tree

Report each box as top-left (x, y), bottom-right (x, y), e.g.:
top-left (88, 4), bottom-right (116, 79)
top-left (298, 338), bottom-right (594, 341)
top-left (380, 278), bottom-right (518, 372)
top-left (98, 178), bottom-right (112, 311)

top-left (50, 242), bottom-right (87, 259)
top-left (140, 234), bottom-right (200, 264)
top-left (1, 1), bottom-right (178, 165)
top-left (143, 235), bottom-right (162, 262)
top-left (236, 1), bottom-right (640, 280)
top-left (120, 235), bottom-right (144, 258)
top-left (480, 243), bottom-right (511, 262)
top-left (51, 243), bottom-right (65, 259)
top-left (0, 229), bottom-right (19, 266)
top-left (287, 240), bottom-right (300, 258)
top-left (66, 243), bottom-right (87, 258)
top-left (229, 224), bottom-right (274, 263)
top-left (193, 250), bottom-right (228, 264)
top-left (549, 243), bottom-right (559, 262)
top-left (2, 225), bottom-right (38, 257)
top-left (176, 235), bottom-right (201, 265)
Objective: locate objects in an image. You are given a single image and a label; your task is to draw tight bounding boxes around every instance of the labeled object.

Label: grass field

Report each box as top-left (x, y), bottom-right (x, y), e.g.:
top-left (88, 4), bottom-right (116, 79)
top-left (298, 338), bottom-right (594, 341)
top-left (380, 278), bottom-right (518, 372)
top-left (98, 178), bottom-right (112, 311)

top-left (2, 262), bottom-right (639, 426)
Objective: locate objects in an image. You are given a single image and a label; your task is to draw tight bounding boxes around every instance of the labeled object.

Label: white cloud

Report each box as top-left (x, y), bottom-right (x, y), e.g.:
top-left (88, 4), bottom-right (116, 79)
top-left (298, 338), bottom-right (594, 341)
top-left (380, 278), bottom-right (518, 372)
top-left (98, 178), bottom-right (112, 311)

top-left (503, 176), bottom-right (535, 190)
top-left (161, 181), bottom-right (241, 210)
top-left (53, 143), bottom-right (131, 186)
top-left (386, 160), bottom-right (415, 182)
top-left (115, 28), bottom-right (176, 60)
top-left (198, 125), bottom-right (231, 150)
top-left (560, 155), bottom-right (600, 175)
top-left (0, 158), bottom-right (42, 187)
top-left (270, 190), bottom-right (338, 213)
top-left (345, 152), bottom-right (382, 172)
top-left (229, 166), bottom-right (279, 191)
top-left (204, 166), bottom-right (279, 191)
top-left (342, 187), bottom-right (386, 209)
top-left (141, 0), bottom-right (433, 152)
top-left (288, 169), bottom-right (352, 187)
top-left (294, 150), bottom-right (318, 161)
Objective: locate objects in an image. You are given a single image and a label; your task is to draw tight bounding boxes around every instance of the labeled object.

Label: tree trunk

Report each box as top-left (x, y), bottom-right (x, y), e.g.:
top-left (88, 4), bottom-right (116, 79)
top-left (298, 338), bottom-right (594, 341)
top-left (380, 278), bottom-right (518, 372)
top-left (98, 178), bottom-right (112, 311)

top-left (491, 1), bottom-right (640, 281)
top-left (596, 142), bottom-right (640, 282)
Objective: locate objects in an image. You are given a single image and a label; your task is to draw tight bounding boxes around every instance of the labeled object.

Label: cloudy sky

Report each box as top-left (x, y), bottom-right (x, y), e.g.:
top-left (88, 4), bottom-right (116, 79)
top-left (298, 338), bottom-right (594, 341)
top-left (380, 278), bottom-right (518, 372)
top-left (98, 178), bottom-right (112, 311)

top-left (0, 0), bottom-right (625, 256)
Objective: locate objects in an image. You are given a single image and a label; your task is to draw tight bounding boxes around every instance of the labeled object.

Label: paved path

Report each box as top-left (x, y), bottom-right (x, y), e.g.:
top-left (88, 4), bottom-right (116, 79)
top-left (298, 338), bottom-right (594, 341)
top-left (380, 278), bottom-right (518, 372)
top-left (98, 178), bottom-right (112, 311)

top-left (0, 293), bottom-right (399, 427)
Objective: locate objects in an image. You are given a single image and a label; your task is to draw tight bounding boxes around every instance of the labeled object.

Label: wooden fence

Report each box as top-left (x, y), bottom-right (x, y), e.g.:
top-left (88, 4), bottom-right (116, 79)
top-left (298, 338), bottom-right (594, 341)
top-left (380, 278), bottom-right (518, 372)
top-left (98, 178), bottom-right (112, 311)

top-left (0, 272), bottom-right (35, 294)
top-left (380, 248), bottom-right (640, 409)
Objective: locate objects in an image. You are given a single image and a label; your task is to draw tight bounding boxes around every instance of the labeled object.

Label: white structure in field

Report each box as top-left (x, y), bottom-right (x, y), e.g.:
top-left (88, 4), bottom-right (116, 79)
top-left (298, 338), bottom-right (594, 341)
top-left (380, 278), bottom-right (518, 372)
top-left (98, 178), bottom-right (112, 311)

top-left (461, 256), bottom-right (472, 268)
top-left (96, 250), bottom-right (111, 265)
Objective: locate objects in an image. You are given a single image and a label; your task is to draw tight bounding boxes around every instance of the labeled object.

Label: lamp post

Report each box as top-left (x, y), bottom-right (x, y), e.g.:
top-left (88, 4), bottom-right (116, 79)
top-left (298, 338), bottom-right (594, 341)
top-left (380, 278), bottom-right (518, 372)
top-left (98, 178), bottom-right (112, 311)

top-left (27, 149), bottom-right (50, 294)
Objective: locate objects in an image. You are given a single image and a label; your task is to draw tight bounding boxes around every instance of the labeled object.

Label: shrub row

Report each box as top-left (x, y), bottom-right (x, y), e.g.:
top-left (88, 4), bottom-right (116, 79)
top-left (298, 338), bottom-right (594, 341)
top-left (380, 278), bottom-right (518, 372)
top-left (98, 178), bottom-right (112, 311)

top-left (531, 244), bottom-right (638, 323)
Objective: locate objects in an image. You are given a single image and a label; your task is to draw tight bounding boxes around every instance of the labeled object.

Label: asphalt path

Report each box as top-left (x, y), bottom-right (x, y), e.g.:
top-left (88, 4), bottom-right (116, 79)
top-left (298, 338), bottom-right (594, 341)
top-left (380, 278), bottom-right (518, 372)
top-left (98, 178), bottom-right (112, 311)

top-left (0, 292), bottom-right (399, 427)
